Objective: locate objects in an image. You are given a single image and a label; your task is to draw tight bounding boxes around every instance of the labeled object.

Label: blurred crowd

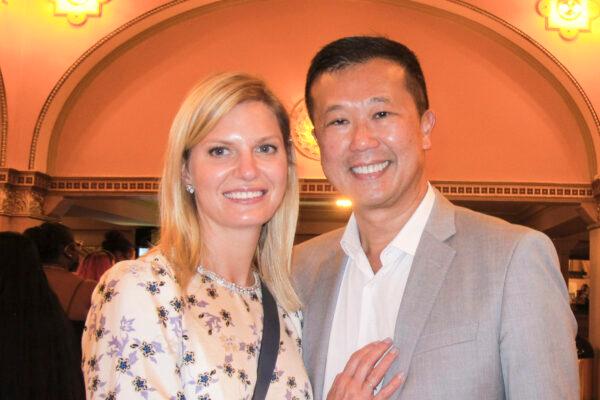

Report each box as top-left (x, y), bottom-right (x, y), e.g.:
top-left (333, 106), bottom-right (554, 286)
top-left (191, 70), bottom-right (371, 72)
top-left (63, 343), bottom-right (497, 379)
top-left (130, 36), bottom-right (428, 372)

top-left (0, 223), bottom-right (135, 399)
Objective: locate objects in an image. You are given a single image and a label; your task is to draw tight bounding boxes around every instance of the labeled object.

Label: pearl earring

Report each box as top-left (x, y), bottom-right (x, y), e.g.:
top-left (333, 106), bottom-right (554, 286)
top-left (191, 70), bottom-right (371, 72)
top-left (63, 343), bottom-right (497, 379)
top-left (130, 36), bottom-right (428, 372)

top-left (185, 184), bottom-right (195, 194)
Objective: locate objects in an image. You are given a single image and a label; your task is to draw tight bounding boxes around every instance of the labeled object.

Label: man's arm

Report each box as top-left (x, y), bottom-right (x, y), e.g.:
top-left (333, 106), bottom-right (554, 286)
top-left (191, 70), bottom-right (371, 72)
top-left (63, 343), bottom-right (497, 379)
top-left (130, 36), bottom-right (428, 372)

top-left (500, 229), bottom-right (579, 399)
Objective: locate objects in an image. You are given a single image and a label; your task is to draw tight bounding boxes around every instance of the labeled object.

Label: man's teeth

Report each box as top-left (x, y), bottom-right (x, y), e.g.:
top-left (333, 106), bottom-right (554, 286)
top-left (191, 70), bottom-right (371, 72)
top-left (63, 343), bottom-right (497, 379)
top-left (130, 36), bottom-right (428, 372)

top-left (224, 191), bottom-right (264, 200)
top-left (351, 161), bottom-right (390, 175)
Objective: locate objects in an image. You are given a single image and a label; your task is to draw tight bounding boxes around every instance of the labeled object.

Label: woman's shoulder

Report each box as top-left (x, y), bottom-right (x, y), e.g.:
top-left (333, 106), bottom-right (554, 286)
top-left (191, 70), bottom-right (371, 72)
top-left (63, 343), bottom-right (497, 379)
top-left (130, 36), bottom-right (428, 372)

top-left (96, 249), bottom-right (180, 299)
top-left (104, 250), bottom-right (175, 282)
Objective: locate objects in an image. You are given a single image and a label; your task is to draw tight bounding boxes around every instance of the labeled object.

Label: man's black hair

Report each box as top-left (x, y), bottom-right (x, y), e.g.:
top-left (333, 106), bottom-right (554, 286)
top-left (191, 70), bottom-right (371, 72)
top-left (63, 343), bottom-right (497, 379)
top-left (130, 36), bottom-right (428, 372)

top-left (305, 36), bottom-right (429, 118)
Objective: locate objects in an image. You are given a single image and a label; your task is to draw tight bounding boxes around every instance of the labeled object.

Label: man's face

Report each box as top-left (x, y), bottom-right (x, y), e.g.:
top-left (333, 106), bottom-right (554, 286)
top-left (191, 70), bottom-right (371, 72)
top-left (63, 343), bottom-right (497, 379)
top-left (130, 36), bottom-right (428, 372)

top-left (310, 58), bottom-right (435, 213)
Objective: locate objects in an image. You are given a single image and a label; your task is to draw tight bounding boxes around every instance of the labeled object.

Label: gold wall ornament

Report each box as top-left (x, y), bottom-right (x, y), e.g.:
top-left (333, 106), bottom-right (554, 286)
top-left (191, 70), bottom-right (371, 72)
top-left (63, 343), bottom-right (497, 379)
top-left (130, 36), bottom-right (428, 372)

top-left (51, 0), bottom-right (110, 26)
top-left (537, 0), bottom-right (600, 40)
top-left (290, 99), bottom-right (320, 161)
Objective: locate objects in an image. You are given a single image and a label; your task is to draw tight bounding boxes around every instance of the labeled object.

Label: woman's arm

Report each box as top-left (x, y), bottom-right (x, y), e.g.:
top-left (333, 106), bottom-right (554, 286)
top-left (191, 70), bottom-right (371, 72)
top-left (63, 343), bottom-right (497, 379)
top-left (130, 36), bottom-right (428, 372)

top-left (82, 260), bottom-right (185, 399)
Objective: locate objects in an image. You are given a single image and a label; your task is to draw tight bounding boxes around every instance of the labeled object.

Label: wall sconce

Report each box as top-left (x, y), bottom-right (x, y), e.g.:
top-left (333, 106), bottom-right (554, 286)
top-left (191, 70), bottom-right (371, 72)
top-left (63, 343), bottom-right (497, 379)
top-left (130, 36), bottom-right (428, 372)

top-left (51, 0), bottom-right (110, 26)
top-left (290, 99), bottom-right (320, 161)
top-left (335, 198), bottom-right (353, 208)
top-left (537, 0), bottom-right (600, 40)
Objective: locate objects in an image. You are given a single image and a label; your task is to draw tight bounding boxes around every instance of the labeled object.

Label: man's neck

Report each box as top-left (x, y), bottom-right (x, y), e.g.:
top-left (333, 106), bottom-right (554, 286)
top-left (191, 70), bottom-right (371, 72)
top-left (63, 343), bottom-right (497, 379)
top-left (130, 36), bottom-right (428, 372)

top-left (354, 183), bottom-right (429, 273)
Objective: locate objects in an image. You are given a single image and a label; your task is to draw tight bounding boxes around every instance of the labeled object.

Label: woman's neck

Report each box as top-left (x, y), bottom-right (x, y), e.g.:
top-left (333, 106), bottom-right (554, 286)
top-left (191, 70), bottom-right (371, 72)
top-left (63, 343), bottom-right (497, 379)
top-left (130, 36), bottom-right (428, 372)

top-left (199, 224), bottom-right (261, 287)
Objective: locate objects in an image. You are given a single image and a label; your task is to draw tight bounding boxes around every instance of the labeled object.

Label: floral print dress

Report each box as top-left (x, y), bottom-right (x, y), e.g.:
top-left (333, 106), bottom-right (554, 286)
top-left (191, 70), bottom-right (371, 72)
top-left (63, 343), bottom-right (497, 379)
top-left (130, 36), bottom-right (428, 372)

top-left (82, 252), bottom-right (312, 400)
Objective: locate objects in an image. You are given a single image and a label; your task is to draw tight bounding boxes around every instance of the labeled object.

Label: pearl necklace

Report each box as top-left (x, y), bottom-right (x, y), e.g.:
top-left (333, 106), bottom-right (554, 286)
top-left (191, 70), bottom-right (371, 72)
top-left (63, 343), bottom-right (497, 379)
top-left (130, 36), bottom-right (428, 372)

top-left (196, 266), bottom-right (260, 296)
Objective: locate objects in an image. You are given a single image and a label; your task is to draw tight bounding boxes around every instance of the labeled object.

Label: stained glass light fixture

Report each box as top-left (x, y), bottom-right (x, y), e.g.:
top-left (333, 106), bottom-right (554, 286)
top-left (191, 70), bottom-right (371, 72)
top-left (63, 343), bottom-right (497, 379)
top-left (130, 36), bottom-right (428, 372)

top-left (51, 0), bottom-right (110, 26)
top-left (537, 0), bottom-right (600, 40)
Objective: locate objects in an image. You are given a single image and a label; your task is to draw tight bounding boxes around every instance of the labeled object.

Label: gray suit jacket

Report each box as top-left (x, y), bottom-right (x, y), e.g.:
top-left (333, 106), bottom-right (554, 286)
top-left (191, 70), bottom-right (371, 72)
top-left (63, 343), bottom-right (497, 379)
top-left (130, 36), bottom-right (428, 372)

top-left (293, 190), bottom-right (579, 400)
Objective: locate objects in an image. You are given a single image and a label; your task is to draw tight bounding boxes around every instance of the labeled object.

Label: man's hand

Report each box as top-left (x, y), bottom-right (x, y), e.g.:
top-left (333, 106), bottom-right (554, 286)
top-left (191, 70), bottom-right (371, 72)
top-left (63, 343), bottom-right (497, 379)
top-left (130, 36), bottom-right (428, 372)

top-left (327, 338), bottom-right (404, 399)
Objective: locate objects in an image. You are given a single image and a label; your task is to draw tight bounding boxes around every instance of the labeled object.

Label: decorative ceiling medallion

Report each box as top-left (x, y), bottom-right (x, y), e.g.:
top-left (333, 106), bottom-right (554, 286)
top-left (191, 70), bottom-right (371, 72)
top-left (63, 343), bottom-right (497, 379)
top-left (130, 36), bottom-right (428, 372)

top-left (537, 0), bottom-right (600, 40)
top-left (51, 0), bottom-right (110, 26)
top-left (290, 99), bottom-right (320, 161)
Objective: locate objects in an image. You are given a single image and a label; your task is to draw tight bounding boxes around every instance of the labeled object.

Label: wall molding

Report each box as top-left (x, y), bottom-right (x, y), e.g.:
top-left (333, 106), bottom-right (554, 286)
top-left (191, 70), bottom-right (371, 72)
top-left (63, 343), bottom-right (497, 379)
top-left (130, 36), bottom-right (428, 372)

top-left (1, 168), bottom-right (596, 218)
top-left (23, 172), bottom-right (597, 202)
top-left (0, 68), bottom-right (7, 167)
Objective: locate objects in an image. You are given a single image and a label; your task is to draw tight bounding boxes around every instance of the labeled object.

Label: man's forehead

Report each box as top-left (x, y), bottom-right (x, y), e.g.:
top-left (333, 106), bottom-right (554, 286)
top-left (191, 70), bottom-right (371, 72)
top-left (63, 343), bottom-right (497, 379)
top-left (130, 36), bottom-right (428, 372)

top-left (312, 60), bottom-right (406, 93)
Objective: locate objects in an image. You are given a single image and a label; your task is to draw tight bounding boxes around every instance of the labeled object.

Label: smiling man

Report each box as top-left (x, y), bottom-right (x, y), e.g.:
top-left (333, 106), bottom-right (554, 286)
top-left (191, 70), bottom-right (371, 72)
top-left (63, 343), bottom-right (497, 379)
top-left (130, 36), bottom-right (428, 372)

top-left (293, 36), bottom-right (579, 400)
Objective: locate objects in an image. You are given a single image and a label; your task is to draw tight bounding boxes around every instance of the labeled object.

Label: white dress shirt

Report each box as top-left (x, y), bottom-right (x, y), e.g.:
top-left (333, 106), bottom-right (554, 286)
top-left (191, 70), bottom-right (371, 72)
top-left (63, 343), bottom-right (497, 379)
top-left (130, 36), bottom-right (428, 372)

top-left (322, 184), bottom-right (436, 398)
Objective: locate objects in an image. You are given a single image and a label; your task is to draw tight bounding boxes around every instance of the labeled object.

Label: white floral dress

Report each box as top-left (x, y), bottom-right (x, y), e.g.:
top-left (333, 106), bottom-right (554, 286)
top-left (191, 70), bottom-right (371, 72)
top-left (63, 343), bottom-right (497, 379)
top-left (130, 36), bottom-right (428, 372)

top-left (82, 252), bottom-right (312, 400)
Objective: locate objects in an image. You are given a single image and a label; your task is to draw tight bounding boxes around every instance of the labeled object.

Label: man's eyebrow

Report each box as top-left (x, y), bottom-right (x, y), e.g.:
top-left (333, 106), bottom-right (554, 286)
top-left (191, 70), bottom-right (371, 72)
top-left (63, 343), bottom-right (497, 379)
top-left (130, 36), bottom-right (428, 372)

top-left (323, 104), bottom-right (345, 114)
top-left (368, 96), bottom-right (390, 104)
top-left (323, 97), bottom-right (390, 114)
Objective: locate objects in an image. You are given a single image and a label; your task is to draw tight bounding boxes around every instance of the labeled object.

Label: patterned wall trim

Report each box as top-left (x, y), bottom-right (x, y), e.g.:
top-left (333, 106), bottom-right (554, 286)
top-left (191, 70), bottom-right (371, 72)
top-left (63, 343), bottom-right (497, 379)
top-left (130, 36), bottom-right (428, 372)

top-left (0, 68), bottom-right (7, 167)
top-left (0, 168), bottom-right (51, 189)
top-left (1, 170), bottom-right (595, 218)
top-left (299, 179), bottom-right (594, 201)
top-left (433, 181), bottom-right (592, 200)
top-left (49, 176), bottom-right (159, 193)
top-left (31, 175), bottom-right (595, 202)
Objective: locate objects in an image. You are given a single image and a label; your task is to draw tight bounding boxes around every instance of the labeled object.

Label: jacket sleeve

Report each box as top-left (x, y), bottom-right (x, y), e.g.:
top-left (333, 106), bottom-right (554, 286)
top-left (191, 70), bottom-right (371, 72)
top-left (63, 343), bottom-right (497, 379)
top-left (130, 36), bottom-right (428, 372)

top-left (499, 230), bottom-right (579, 399)
top-left (82, 260), bottom-right (185, 399)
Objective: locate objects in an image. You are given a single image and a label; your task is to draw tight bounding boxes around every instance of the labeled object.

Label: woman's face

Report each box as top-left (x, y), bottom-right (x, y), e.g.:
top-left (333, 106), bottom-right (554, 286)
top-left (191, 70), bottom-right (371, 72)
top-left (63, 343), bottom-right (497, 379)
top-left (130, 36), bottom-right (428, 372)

top-left (183, 101), bottom-right (288, 234)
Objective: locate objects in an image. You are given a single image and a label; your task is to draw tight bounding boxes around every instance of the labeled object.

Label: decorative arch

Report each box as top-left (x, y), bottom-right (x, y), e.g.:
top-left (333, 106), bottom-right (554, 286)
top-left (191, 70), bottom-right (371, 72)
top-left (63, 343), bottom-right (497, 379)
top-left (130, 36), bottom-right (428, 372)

top-left (0, 66), bottom-right (7, 167)
top-left (30, 0), bottom-right (600, 178)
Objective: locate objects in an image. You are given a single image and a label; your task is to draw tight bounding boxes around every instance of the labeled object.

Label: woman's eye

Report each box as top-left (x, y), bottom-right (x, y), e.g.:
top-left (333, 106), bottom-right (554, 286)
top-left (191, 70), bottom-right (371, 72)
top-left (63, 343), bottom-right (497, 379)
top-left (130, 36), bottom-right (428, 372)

top-left (374, 111), bottom-right (389, 119)
top-left (208, 146), bottom-right (229, 157)
top-left (257, 144), bottom-right (277, 154)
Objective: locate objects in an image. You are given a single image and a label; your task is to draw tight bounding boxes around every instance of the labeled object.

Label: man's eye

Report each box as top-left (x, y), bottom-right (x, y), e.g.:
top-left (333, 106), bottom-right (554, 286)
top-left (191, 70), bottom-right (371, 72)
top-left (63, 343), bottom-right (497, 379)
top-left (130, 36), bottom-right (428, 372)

top-left (257, 144), bottom-right (277, 154)
top-left (327, 119), bottom-right (348, 127)
top-left (208, 147), bottom-right (229, 157)
top-left (374, 111), bottom-right (389, 119)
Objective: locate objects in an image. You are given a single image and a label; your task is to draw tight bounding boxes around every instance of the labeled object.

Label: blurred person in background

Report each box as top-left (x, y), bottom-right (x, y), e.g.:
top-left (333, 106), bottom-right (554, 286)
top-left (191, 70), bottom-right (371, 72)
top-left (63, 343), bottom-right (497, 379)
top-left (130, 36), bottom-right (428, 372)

top-left (101, 229), bottom-right (135, 262)
top-left (76, 250), bottom-right (115, 281)
top-left (0, 231), bottom-right (84, 400)
top-left (24, 222), bottom-right (96, 339)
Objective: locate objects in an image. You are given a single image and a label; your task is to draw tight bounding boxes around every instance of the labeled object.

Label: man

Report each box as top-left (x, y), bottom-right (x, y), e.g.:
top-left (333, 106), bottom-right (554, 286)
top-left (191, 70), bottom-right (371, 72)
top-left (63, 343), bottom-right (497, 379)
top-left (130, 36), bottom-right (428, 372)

top-left (24, 222), bottom-right (96, 340)
top-left (293, 36), bottom-right (578, 399)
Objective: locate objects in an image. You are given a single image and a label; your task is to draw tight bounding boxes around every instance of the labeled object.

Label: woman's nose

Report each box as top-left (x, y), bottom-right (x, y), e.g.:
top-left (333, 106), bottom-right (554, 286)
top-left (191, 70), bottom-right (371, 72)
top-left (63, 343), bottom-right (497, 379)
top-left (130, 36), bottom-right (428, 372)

top-left (236, 152), bottom-right (259, 180)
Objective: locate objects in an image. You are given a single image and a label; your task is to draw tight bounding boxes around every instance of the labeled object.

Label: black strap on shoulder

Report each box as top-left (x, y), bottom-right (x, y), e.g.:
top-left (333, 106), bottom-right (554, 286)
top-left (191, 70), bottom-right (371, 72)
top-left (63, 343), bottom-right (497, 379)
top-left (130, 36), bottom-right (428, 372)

top-left (252, 280), bottom-right (280, 400)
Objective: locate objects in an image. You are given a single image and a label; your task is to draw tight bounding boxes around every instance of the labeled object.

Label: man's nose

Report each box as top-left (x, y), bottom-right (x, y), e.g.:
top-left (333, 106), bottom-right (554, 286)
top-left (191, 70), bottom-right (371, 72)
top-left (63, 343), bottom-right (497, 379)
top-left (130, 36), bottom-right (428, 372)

top-left (349, 120), bottom-right (379, 151)
top-left (236, 152), bottom-right (259, 180)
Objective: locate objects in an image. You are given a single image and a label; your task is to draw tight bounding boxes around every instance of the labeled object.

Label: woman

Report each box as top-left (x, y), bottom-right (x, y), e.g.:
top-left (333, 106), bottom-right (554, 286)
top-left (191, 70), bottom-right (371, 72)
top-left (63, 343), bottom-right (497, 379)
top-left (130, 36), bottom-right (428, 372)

top-left (82, 73), bottom-right (399, 400)
top-left (76, 250), bottom-right (115, 281)
top-left (82, 73), bottom-right (311, 399)
top-left (0, 232), bottom-right (84, 400)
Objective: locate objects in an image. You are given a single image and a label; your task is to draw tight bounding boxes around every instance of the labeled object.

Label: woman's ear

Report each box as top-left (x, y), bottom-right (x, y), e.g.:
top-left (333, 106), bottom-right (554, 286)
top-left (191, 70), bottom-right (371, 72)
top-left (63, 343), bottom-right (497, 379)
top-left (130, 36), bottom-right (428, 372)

top-left (181, 162), bottom-right (192, 186)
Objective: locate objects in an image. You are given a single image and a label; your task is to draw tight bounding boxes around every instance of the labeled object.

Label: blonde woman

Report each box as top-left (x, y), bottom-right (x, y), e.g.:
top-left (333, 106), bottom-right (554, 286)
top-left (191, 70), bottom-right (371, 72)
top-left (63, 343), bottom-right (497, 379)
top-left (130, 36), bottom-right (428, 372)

top-left (82, 73), bottom-right (311, 399)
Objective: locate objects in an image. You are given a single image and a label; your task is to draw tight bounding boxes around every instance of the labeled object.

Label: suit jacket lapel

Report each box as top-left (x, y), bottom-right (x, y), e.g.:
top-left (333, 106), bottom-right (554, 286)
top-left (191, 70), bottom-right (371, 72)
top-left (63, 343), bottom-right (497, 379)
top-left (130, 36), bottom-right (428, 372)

top-left (303, 249), bottom-right (347, 400)
top-left (383, 191), bottom-right (457, 393)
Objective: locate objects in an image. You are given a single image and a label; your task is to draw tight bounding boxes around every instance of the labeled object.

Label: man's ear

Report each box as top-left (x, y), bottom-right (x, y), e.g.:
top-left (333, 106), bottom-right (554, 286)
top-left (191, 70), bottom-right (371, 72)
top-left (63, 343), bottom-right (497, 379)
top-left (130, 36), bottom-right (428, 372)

top-left (420, 110), bottom-right (436, 150)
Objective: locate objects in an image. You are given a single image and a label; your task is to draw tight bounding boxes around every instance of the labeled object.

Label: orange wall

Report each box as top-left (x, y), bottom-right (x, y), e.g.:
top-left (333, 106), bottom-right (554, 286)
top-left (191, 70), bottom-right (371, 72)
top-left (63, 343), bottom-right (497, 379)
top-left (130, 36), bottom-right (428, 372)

top-left (1, 0), bottom-right (598, 183)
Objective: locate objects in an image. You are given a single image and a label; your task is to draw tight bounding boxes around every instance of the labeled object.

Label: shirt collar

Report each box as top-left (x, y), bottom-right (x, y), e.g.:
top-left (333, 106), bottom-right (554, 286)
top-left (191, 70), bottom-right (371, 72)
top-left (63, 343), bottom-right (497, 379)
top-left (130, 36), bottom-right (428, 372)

top-left (388, 183), bottom-right (435, 256)
top-left (340, 183), bottom-right (436, 259)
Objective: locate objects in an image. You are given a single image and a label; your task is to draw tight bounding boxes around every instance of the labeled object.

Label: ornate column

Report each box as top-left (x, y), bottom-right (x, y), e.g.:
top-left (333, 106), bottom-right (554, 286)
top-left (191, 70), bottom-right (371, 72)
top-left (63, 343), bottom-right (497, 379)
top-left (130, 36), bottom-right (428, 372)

top-left (0, 168), bottom-right (51, 231)
top-left (587, 177), bottom-right (600, 398)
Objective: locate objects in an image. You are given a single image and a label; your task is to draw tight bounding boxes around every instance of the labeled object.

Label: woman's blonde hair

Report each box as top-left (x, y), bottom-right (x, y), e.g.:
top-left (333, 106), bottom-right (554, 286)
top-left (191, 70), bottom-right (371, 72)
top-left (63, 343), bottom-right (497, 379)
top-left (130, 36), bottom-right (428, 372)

top-left (158, 72), bottom-right (300, 311)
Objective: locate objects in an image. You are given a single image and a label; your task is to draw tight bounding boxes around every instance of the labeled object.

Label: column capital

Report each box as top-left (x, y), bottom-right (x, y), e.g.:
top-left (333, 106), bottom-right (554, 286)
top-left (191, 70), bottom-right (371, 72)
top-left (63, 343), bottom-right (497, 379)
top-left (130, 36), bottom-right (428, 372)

top-left (0, 168), bottom-right (50, 218)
